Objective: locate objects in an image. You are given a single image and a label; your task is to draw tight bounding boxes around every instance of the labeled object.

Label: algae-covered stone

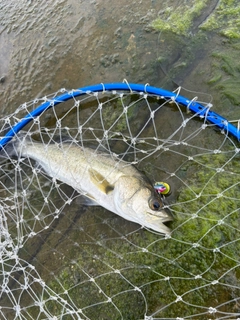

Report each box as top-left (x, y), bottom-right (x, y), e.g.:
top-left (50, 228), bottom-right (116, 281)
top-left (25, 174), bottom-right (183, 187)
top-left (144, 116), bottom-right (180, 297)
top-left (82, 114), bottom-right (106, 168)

top-left (151, 1), bottom-right (209, 36)
top-left (201, 0), bottom-right (240, 39)
top-left (151, 0), bottom-right (240, 109)
top-left (152, 0), bottom-right (240, 40)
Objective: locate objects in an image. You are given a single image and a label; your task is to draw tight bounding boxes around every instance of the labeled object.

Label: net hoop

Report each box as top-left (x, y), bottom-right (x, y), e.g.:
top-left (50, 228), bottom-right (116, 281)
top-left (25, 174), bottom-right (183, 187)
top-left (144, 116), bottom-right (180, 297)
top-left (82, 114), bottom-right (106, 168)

top-left (1, 82), bottom-right (239, 150)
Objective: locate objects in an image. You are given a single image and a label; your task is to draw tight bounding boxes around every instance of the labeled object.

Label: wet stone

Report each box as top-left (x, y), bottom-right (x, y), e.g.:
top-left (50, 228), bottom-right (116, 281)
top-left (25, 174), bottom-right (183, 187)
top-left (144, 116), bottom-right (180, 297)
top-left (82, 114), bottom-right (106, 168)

top-left (100, 54), bottom-right (120, 67)
top-left (0, 76), bottom-right (6, 83)
top-left (114, 27), bottom-right (122, 38)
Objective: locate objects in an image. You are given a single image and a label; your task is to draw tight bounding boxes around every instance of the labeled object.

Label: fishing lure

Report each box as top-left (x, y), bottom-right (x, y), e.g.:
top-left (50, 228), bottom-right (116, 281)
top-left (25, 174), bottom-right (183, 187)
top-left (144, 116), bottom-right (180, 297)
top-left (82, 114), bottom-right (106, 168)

top-left (154, 182), bottom-right (171, 196)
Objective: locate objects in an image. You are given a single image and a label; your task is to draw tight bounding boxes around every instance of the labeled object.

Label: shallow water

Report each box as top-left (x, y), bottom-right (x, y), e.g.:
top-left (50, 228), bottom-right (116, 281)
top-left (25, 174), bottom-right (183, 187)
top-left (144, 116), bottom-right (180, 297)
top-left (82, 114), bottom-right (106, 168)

top-left (0, 0), bottom-right (240, 319)
top-left (1, 0), bottom-right (239, 117)
top-left (0, 0), bottom-right (167, 114)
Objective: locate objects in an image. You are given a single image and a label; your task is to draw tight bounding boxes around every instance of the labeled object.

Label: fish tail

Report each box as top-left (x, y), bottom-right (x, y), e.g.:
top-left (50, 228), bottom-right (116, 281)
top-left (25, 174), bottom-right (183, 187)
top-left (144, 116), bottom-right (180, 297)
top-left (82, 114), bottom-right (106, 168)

top-left (0, 131), bottom-right (28, 159)
top-left (0, 139), bottom-right (19, 158)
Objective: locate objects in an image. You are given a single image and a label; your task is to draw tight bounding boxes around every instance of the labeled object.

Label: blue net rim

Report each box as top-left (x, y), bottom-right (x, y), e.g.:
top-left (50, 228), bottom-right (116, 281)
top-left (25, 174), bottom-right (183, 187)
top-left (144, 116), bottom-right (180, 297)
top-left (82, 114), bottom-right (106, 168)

top-left (0, 82), bottom-right (239, 149)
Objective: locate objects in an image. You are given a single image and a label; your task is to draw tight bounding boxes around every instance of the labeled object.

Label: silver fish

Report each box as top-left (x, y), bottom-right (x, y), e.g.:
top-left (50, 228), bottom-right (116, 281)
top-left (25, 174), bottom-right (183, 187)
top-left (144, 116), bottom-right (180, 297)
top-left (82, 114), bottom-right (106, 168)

top-left (6, 135), bottom-right (173, 234)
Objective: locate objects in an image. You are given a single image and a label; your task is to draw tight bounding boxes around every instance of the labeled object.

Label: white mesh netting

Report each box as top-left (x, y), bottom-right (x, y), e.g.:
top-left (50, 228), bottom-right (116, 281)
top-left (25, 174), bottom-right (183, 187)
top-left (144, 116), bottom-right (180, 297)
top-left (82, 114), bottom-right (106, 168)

top-left (0, 85), bottom-right (239, 319)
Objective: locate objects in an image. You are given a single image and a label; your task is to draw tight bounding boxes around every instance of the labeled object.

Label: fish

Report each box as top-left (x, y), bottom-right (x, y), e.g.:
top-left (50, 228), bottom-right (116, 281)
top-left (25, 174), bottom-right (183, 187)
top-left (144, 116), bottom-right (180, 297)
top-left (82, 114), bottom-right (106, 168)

top-left (4, 134), bottom-right (173, 234)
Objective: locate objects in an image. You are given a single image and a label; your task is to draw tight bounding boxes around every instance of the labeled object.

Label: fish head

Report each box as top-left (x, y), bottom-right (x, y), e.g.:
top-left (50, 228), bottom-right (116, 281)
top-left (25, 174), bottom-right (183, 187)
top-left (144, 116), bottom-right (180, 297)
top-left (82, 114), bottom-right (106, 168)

top-left (113, 175), bottom-right (173, 234)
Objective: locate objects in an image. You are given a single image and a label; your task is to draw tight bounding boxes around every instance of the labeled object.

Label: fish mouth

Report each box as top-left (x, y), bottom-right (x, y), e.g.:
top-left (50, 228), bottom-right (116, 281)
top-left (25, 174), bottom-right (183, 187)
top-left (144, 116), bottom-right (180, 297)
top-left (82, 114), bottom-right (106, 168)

top-left (144, 208), bottom-right (173, 234)
top-left (148, 207), bottom-right (174, 222)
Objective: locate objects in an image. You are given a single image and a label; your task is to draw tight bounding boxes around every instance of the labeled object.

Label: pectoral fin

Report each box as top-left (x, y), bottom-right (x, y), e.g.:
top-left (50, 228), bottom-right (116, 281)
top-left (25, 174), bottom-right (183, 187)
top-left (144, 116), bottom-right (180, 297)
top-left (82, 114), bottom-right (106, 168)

top-left (89, 169), bottom-right (114, 194)
top-left (76, 194), bottom-right (99, 206)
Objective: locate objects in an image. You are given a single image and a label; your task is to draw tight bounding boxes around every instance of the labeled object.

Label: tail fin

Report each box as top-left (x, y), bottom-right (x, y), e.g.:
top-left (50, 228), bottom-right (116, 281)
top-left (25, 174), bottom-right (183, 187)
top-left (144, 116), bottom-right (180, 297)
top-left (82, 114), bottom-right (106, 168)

top-left (0, 132), bottom-right (28, 159)
top-left (0, 139), bottom-right (19, 159)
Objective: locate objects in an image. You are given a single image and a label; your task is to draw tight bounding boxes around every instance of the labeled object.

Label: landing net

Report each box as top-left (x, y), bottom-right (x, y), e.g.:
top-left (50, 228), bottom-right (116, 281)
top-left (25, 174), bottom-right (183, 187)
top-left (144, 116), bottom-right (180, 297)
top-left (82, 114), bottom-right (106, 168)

top-left (0, 82), bottom-right (239, 319)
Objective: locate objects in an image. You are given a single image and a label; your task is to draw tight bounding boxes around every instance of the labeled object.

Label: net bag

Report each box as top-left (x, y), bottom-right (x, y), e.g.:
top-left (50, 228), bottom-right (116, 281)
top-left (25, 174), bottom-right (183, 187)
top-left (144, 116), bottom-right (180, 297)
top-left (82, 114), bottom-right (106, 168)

top-left (0, 82), bottom-right (239, 319)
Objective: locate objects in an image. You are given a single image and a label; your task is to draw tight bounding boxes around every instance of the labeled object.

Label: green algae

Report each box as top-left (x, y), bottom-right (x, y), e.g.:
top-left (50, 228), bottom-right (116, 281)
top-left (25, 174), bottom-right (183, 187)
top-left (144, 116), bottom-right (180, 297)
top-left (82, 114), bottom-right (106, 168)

top-left (151, 1), bottom-right (209, 37)
top-left (101, 94), bottom-right (142, 135)
top-left (152, 0), bottom-right (240, 40)
top-left (151, 0), bottom-right (240, 109)
top-left (201, 0), bottom-right (240, 39)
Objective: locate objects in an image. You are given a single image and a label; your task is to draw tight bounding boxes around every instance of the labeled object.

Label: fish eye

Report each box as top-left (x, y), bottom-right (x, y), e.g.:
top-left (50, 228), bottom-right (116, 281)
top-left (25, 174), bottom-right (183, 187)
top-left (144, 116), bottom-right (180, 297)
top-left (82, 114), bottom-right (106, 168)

top-left (149, 198), bottom-right (161, 210)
